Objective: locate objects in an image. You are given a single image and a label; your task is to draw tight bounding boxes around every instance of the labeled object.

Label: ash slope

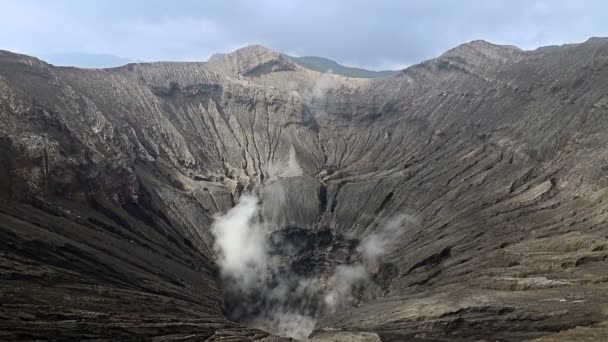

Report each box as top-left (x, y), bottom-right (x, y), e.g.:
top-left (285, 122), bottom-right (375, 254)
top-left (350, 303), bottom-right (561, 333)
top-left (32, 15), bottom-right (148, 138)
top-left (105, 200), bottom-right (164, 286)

top-left (1, 39), bottom-right (608, 341)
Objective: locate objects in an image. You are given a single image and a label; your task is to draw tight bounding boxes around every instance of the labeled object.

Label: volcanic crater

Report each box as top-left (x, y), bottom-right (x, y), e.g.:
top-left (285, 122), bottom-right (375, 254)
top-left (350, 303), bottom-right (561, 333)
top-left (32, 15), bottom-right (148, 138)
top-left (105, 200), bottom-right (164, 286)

top-left (2, 40), bottom-right (608, 341)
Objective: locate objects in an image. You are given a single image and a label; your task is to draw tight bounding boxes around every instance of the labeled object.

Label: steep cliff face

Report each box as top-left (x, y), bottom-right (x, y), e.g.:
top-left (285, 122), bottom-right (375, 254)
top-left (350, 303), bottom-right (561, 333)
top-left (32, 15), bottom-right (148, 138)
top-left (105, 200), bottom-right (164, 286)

top-left (1, 38), bottom-right (608, 341)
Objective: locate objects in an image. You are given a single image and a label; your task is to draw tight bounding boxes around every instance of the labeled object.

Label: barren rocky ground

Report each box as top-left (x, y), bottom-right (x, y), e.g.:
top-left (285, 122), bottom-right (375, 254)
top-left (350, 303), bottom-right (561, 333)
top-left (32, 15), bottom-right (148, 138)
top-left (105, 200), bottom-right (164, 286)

top-left (1, 38), bottom-right (608, 341)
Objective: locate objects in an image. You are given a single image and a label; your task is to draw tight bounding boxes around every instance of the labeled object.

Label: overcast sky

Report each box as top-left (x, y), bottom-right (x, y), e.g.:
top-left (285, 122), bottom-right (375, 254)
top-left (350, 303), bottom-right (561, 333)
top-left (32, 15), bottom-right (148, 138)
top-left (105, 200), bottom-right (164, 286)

top-left (1, 0), bottom-right (607, 70)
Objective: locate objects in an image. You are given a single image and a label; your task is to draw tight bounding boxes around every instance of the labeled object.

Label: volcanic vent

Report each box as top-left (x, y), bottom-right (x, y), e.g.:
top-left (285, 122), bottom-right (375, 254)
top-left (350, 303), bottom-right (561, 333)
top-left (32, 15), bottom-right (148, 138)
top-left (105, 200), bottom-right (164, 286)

top-left (211, 175), bottom-right (409, 339)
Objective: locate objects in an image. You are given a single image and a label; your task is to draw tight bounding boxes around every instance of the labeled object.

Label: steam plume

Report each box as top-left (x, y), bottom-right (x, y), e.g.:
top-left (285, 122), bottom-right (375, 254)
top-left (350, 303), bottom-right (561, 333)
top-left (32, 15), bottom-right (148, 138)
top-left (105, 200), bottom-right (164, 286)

top-left (358, 214), bottom-right (416, 264)
top-left (312, 70), bottom-right (337, 100)
top-left (211, 185), bottom-right (411, 339)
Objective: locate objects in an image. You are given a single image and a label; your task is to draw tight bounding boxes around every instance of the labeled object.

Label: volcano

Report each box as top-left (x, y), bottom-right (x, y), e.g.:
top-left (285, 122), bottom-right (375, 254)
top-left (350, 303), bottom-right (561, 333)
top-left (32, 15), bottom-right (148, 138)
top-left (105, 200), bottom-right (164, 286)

top-left (1, 39), bottom-right (608, 341)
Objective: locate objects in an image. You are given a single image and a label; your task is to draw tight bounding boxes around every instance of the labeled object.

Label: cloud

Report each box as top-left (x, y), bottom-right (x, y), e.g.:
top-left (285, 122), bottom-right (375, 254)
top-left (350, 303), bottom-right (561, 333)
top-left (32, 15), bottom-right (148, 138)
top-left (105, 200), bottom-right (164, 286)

top-left (2, 1), bottom-right (608, 70)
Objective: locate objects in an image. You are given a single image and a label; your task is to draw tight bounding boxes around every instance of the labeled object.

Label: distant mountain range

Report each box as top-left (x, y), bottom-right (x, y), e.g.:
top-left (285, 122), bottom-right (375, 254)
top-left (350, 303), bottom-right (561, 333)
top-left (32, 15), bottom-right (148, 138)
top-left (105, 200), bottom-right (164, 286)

top-left (283, 55), bottom-right (398, 78)
top-left (210, 52), bottom-right (398, 78)
top-left (35, 51), bottom-right (398, 78)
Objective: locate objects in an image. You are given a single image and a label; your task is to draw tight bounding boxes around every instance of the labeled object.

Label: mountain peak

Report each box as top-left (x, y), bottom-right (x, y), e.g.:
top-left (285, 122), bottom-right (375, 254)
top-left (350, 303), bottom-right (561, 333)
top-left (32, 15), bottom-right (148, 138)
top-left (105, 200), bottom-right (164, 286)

top-left (235, 44), bottom-right (276, 53)
top-left (228, 44), bottom-right (280, 61)
top-left (206, 44), bottom-right (297, 77)
top-left (444, 40), bottom-right (522, 58)
top-left (585, 36), bottom-right (608, 44)
top-left (438, 39), bottom-right (523, 67)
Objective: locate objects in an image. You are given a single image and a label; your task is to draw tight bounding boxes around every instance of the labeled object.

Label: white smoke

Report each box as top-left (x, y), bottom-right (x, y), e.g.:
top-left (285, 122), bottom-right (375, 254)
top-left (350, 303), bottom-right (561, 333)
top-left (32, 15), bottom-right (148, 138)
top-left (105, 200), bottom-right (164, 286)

top-left (358, 214), bottom-right (416, 265)
top-left (211, 188), bottom-right (319, 339)
top-left (323, 215), bottom-right (414, 314)
top-left (324, 264), bottom-right (368, 313)
top-left (250, 311), bottom-right (317, 340)
top-left (211, 194), bottom-right (268, 289)
top-left (211, 185), bottom-right (413, 339)
top-left (312, 70), bottom-right (337, 100)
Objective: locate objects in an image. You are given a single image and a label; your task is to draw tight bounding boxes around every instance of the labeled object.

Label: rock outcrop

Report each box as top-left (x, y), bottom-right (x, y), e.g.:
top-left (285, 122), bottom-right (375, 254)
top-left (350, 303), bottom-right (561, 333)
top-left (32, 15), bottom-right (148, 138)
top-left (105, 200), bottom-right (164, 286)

top-left (1, 38), bottom-right (608, 341)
